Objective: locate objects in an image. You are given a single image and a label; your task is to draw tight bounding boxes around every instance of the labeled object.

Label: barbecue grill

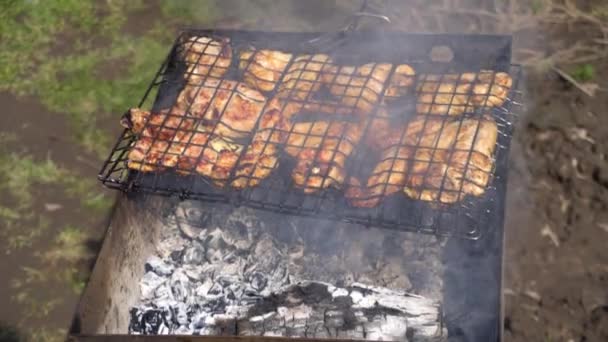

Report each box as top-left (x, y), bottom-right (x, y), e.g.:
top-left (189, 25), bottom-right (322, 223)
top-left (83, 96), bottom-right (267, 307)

top-left (98, 29), bottom-right (522, 240)
top-left (77, 3), bottom-right (523, 340)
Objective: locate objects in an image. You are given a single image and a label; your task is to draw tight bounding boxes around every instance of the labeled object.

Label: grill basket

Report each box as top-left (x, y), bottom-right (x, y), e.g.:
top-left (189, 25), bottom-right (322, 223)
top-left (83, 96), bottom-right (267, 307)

top-left (99, 29), bottom-right (523, 240)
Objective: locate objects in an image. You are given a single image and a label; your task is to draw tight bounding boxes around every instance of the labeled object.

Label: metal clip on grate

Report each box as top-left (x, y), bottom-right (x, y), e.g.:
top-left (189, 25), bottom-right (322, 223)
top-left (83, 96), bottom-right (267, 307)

top-left (98, 29), bottom-right (523, 240)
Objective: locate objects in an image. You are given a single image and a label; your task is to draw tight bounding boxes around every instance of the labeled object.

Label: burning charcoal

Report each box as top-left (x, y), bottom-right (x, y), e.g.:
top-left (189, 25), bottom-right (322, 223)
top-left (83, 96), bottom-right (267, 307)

top-left (145, 255), bottom-right (175, 276)
top-left (157, 228), bottom-right (188, 259)
top-left (174, 325), bottom-right (192, 335)
top-left (182, 265), bottom-right (205, 282)
top-left (131, 306), bottom-right (173, 335)
top-left (172, 302), bottom-right (189, 326)
top-left (140, 271), bottom-right (166, 300)
top-left (182, 242), bottom-right (206, 265)
top-left (207, 281), bottom-right (225, 299)
top-left (203, 228), bottom-right (233, 263)
top-left (169, 270), bottom-right (192, 303)
top-left (324, 309), bottom-right (345, 328)
top-left (195, 278), bottom-right (214, 298)
top-left (153, 283), bottom-right (174, 303)
top-left (176, 203), bottom-right (212, 239)
top-left (248, 272), bottom-right (267, 292)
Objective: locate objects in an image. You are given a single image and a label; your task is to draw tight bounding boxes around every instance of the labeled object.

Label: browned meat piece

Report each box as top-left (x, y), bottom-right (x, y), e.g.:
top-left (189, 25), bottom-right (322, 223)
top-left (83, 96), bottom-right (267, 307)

top-left (180, 36), bottom-right (232, 84)
top-left (177, 131), bottom-right (242, 186)
top-left (231, 98), bottom-right (289, 189)
top-left (416, 71), bottom-right (512, 116)
top-left (176, 79), bottom-right (267, 140)
top-left (290, 119), bottom-right (366, 193)
top-left (384, 64), bottom-right (416, 100)
top-left (277, 54), bottom-right (332, 101)
top-left (239, 48), bottom-right (293, 92)
top-left (121, 107), bottom-right (243, 184)
top-left (404, 115), bottom-right (498, 204)
top-left (346, 114), bottom-right (454, 207)
top-left (322, 62), bottom-right (393, 113)
top-left (121, 108), bottom-right (198, 172)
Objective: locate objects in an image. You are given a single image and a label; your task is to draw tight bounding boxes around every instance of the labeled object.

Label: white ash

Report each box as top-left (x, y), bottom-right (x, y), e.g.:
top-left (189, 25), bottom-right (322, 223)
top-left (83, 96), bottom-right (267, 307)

top-left (130, 201), bottom-right (447, 340)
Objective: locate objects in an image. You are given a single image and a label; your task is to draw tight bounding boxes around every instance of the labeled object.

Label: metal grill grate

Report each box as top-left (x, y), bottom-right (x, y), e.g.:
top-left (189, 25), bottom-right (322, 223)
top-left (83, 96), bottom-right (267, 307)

top-left (99, 29), bottom-right (523, 239)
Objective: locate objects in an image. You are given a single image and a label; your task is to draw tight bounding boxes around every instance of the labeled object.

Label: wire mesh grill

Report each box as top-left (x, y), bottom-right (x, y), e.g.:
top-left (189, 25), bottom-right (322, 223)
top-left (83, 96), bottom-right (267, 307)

top-left (99, 29), bottom-right (523, 239)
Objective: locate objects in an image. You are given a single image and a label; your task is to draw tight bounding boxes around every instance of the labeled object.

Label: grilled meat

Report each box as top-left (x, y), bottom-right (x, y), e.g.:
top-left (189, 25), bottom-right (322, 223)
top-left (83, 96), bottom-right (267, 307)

top-left (384, 64), bottom-right (416, 100)
top-left (121, 108), bottom-right (197, 172)
top-left (347, 113), bottom-right (498, 207)
top-left (322, 62), bottom-right (393, 113)
top-left (177, 79), bottom-right (267, 139)
top-left (346, 113), bottom-right (453, 207)
top-left (277, 54), bottom-right (332, 101)
top-left (177, 131), bottom-right (242, 186)
top-left (290, 119), bottom-right (366, 193)
top-left (404, 115), bottom-right (498, 203)
top-left (239, 48), bottom-right (293, 92)
top-left (231, 98), bottom-right (289, 189)
top-left (416, 70), bottom-right (512, 116)
top-left (180, 36), bottom-right (232, 84)
top-left (122, 107), bottom-right (243, 184)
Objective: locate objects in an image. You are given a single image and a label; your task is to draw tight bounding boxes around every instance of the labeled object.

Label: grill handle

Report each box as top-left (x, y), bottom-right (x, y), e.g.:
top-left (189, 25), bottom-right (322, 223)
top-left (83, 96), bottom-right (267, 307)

top-left (303, 0), bottom-right (391, 52)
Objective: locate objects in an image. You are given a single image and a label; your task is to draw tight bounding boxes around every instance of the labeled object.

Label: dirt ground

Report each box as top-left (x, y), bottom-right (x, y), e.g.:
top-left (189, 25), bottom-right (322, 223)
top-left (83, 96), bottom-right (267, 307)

top-left (503, 64), bottom-right (608, 341)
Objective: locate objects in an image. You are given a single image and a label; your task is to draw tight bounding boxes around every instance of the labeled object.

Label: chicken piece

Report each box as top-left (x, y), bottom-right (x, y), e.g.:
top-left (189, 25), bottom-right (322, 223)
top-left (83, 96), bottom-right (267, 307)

top-left (322, 62), bottom-right (393, 113)
top-left (290, 119), bottom-right (366, 193)
top-left (122, 107), bottom-right (196, 142)
top-left (289, 64), bottom-right (415, 194)
top-left (239, 48), bottom-right (293, 92)
top-left (121, 108), bottom-right (197, 172)
top-left (416, 73), bottom-right (476, 116)
top-left (346, 114), bottom-right (454, 207)
top-left (404, 115), bottom-right (498, 204)
top-left (176, 80), bottom-right (267, 139)
top-left (180, 36), bottom-right (232, 84)
top-left (416, 71), bottom-right (512, 116)
top-left (277, 54), bottom-right (332, 101)
top-left (231, 99), bottom-right (289, 189)
top-left (126, 137), bottom-right (186, 172)
top-left (384, 64), bottom-right (416, 100)
top-left (177, 131), bottom-right (242, 186)
top-left (470, 71), bottom-right (513, 107)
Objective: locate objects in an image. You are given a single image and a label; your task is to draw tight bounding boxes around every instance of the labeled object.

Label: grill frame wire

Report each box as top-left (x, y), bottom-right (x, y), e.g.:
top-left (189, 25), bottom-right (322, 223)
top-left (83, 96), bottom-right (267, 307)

top-left (98, 29), bottom-right (523, 240)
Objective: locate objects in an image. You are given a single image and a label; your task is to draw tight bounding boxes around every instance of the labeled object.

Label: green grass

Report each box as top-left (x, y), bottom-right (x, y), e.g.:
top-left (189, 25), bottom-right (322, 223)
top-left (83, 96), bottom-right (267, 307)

top-left (0, 0), bottom-right (221, 158)
top-left (571, 64), bottom-right (596, 82)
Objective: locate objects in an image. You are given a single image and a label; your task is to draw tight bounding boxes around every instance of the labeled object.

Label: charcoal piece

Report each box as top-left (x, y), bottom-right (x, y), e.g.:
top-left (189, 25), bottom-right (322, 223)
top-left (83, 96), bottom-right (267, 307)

top-left (182, 242), bottom-right (206, 264)
top-left (181, 265), bottom-right (205, 282)
top-left (176, 203), bottom-right (212, 239)
top-left (248, 272), bottom-right (268, 292)
top-left (195, 278), bottom-right (214, 298)
top-left (203, 228), bottom-right (234, 263)
top-left (169, 270), bottom-right (192, 303)
top-left (174, 325), bottom-right (192, 335)
top-left (169, 250), bottom-right (184, 263)
top-left (145, 255), bottom-right (175, 276)
top-left (140, 271), bottom-right (166, 300)
top-left (153, 283), bottom-right (174, 303)
top-left (173, 302), bottom-right (189, 326)
top-left (130, 306), bottom-right (173, 335)
top-left (157, 229), bottom-right (188, 259)
top-left (206, 281), bottom-right (225, 299)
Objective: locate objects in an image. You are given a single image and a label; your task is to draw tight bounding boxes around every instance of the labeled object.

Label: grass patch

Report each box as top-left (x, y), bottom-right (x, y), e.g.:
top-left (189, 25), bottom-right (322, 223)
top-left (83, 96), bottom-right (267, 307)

top-left (1, 0), bottom-right (221, 158)
top-left (571, 64), bottom-right (596, 82)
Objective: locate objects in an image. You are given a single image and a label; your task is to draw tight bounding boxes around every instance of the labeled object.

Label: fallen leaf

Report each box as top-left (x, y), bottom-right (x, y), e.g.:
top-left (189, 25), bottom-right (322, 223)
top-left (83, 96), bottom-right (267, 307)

top-left (44, 203), bottom-right (63, 212)
top-left (541, 224), bottom-right (560, 247)
top-left (524, 289), bottom-right (542, 302)
top-left (569, 127), bottom-right (595, 144)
